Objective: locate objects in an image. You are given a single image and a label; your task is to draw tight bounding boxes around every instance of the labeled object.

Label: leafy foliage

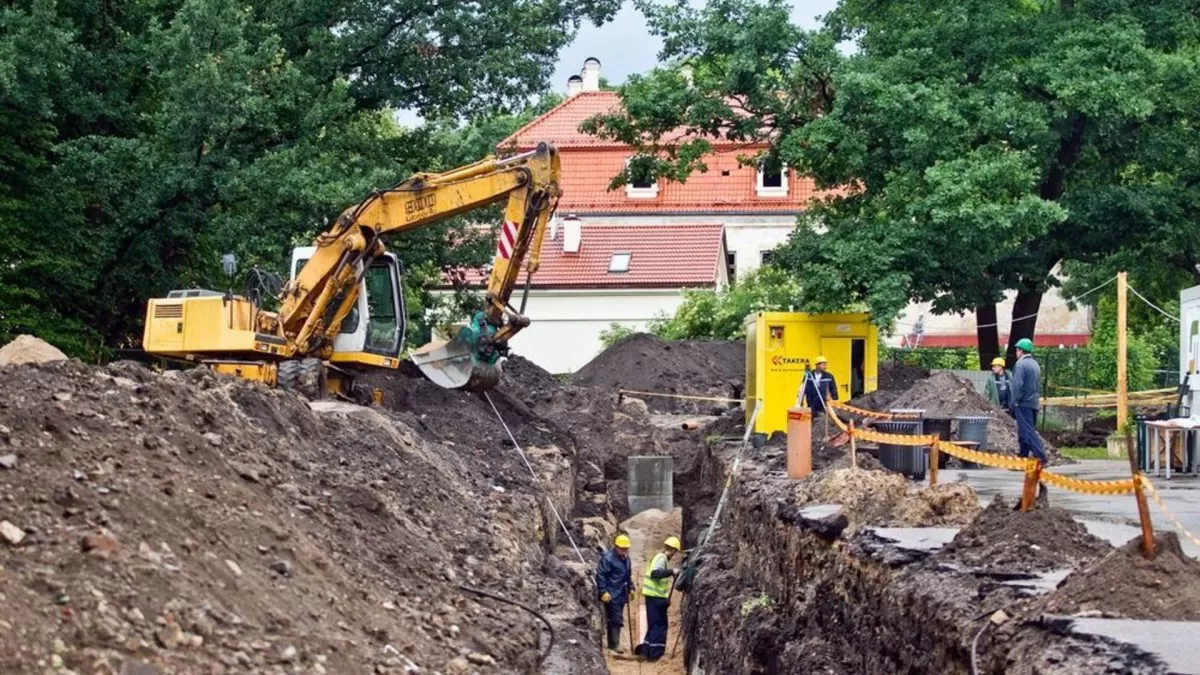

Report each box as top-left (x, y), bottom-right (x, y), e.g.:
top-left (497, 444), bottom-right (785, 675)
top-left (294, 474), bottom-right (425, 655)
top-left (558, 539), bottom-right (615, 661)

top-left (649, 266), bottom-right (803, 340)
top-left (0, 0), bottom-right (616, 357)
top-left (599, 323), bottom-right (637, 349)
top-left (586, 0), bottom-right (1200, 362)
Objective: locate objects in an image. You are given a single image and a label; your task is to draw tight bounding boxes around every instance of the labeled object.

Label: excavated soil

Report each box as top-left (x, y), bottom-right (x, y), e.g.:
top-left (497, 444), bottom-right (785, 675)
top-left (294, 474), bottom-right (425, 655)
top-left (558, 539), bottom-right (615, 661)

top-left (933, 496), bottom-right (1112, 572)
top-left (878, 361), bottom-right (929, 391)
top-left (791, 468), bottom-right (980, 529)
top-left (0, 335), bottom-right (69, 365)
top-left (571, 334), bottom-right (743, 414)
top-left (0, 358), bottom-right (606, 674)
top-left (1038, 532), bottom-right (1200, 620)
top-left (867, 371), bottom-right (1063, 462)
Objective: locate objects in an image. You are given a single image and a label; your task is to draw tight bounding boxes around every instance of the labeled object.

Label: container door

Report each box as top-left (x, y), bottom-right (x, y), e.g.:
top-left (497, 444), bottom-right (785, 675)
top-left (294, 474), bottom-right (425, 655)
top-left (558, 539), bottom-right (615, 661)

top-left (819, 338), bottom-right (853, 402)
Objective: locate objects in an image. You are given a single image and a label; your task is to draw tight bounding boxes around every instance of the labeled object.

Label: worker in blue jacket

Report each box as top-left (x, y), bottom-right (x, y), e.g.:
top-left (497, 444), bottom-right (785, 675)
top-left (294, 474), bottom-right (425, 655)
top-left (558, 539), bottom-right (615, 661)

top-left (595, 533), bottom-right (634, 653)
top-left (802, 356), bottom-right (839, 414)
top-left (1010, 338), bottom-right (1049, 506)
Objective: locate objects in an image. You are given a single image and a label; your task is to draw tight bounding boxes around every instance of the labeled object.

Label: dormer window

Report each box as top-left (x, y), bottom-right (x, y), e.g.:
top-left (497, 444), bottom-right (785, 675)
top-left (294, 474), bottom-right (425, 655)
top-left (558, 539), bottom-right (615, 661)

top-left (757, 156), bottom-right (788, 197)
top-left (625, 156), bottom-right (659, 198)
top-left (608, 252), bottom-right (632, 273)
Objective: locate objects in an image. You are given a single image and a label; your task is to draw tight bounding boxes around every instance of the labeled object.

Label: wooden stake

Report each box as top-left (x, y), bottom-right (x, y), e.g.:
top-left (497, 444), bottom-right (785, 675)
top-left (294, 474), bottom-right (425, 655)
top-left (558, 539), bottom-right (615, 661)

top-left (929, 441), bottom-right (939, 487)
top-left (849, 421), bottom-right (857, 469)
top-left (1125, 425), bottom-right (1157, 559)
top-left (1019, 464), bottom-right (1040, 512)
top-left (1117, 271), bottom-right (1129, 431)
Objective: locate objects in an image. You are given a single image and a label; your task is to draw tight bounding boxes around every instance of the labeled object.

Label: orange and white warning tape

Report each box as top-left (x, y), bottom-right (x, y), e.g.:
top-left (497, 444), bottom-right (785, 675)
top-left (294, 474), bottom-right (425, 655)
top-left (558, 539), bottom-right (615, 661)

top-left (1138, 475), bottom-right (1200, 549)
top-left (934, 440), bottom-right (1038, 472)
top-left (1039, 471), bottom-right (1137, 496)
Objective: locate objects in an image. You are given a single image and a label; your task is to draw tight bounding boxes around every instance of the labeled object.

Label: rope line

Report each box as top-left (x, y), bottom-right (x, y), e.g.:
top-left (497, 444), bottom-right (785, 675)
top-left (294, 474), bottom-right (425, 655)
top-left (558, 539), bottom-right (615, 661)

top-left (699, 401), bottom-right (762, 548)
top-left (1138, 476), bottom-right (1200, 548)
top-left (483, 392), bottom-right (586, 565)
top-left (1127, 284), bottom-right (1181, 323)
top-left (617, 388), bottom-right (743, 404)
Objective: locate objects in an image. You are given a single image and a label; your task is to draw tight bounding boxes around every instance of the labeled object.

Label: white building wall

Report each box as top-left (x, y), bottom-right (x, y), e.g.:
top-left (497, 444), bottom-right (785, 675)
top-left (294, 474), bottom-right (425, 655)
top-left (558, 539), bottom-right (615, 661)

top-left (432, 288), bottom-right (691, 374)
top-left (890, 283), bottom-right (1094, 347)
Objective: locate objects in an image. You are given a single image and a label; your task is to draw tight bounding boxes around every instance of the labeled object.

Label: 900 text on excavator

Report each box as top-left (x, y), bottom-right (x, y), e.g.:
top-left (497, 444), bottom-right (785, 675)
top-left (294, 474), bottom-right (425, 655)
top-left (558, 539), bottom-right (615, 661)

top-left (143, 142), bottom-right (562, 401)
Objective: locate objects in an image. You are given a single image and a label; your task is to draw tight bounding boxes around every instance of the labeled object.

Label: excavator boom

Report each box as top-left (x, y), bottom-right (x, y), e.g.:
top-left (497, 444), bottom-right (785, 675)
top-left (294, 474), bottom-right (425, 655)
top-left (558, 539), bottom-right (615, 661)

top-left (143, 142), bottom-right (561, 398)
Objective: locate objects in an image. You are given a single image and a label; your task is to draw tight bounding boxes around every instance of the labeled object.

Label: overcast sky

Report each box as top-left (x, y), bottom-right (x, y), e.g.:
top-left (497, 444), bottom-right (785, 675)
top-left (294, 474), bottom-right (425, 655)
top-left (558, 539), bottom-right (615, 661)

top-left (551, 0), bottom-right (840, 93)
top-left (397, 1), bottom-right (839, 125)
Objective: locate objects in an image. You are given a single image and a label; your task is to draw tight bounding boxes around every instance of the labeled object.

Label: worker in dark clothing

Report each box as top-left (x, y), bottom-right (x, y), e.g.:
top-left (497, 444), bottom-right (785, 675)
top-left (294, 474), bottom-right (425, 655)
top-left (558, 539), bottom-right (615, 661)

top-left (1010, 338), bottom-right (1049, 507)
top-left (595, 533), bottom-right (634, 654)
top-left (801, 356), bottom-right (839, 414)
top-left (634, 536), bottom-right (682, 661)
top-left (985, 357), bottom-right (1013, 411)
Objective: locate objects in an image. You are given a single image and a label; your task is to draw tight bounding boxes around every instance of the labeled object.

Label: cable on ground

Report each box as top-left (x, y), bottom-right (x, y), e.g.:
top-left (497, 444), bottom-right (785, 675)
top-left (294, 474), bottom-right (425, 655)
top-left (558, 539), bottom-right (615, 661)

top-left (458, 584), bottom-right (556, 667)
top-left (698, 401), bottom-right (762, 548)
top-left (484, 391), bottom-right (586, 565)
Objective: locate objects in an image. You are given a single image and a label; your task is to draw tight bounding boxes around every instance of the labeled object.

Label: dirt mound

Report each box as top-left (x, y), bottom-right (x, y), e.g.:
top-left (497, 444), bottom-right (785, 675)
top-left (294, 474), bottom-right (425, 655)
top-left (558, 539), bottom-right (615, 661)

top-left (571, 334), bottom-right (743, 414)
top-left (791, 468), bottom-right (980, 529)
top-left (501, 354), bottom-right (561, 399)
top-left (878, 361), bottom-right (929, 391)
top-left (1038, 532), bottom-right (1200, 620)
top-left (933, 496), bottom-right (1111, 572)
top-left (0, 334), bottom-right (68, 365)
top-left (871, 371), bottom-right (1061, 461)
top-left (0, 360), bottom-right (605, 673)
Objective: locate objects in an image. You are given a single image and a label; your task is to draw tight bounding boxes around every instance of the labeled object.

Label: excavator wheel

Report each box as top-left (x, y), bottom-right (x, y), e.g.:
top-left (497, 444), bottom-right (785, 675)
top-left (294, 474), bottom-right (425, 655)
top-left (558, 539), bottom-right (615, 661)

top-left (277, 358), bottom-right (327, 401)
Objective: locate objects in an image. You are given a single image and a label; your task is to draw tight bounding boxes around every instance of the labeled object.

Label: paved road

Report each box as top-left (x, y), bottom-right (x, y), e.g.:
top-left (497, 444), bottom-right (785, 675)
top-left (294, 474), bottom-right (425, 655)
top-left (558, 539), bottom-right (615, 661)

top-left (941, 460), bottom-right (1200, 558)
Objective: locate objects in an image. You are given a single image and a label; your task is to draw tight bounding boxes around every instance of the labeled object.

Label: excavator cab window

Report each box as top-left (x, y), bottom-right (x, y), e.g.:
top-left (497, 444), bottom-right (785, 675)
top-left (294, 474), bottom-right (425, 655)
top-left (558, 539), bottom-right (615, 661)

top-left (364, 257), bottom-right (404, 357)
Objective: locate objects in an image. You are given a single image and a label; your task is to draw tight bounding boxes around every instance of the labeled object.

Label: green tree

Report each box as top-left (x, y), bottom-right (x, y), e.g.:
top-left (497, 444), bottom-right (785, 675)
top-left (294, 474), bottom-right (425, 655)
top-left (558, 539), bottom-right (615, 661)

top-left (650, 266), bottom-right (803, 340)
top-left (584, 0), bottom-right (1200, 369)
top-left (599, 323), bottom-right (637, 348)
top-left (0, 0), bottom-right (617, 356)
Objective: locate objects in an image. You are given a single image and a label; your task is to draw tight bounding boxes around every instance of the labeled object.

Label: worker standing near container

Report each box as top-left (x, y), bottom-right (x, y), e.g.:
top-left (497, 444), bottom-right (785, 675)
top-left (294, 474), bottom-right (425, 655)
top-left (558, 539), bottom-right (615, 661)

top-left (802, 356), bottom-right (839, 414)
top-left (985, 357), bottom-right (1014, 411)
top-left (595, 533), bottom-right (634, 654)
top-left (1010, 339), bottom-right (1049, 505)
top-left (634, 535), bottom-right (682, 661)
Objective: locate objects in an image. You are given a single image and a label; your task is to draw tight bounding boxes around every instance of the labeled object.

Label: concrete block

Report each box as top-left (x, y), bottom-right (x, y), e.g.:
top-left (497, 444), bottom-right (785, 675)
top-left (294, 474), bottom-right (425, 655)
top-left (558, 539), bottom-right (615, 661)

top-left (628, 455), bottom-right (673, 515)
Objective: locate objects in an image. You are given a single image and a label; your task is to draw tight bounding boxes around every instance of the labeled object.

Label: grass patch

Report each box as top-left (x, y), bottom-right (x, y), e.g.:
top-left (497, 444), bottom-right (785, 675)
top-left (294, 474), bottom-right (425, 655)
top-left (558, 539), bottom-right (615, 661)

top-left (1060, 446), bottom-right (1110, 460)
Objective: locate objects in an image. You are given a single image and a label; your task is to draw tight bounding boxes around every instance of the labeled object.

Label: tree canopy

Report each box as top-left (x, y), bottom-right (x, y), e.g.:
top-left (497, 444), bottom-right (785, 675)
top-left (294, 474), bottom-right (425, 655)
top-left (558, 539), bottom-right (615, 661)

top-left (585, 0), bottom-right (1200, 366)
top-left (0, 0), bottom-right (617, 357)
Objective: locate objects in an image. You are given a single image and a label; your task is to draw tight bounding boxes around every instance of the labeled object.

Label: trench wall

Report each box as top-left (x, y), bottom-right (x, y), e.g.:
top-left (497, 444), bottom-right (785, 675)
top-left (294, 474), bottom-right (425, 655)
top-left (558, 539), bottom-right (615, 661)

top-left (680, 443), bottom-right (1168, 675)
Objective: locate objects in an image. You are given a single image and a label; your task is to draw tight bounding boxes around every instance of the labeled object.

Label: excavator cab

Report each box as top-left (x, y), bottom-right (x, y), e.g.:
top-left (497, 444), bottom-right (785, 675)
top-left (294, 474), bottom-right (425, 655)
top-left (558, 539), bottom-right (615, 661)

top-left (290, 247), bottom-right (405, 363)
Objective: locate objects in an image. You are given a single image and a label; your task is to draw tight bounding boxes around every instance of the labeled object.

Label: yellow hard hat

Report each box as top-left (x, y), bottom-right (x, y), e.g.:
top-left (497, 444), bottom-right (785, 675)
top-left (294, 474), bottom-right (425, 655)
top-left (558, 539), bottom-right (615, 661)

top-left (614, 534), bottom-right (631, 549)
top-left (815, 356), bottom-right (828, 365)
top-left (664, 536), bottom-right (682, 551)
top-left (991, 357), bottom-right (1006, 368)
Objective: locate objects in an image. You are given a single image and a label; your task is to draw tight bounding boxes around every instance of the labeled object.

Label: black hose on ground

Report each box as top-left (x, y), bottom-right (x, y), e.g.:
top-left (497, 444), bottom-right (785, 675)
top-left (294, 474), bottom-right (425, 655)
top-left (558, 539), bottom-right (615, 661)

top-left (457, 584), bottom-right (556, 667)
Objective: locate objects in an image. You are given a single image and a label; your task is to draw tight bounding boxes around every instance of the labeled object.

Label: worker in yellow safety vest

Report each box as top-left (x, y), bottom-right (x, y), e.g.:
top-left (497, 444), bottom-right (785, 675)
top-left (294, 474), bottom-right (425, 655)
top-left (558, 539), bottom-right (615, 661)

top-left (633, 535), bottom-right (682, 661)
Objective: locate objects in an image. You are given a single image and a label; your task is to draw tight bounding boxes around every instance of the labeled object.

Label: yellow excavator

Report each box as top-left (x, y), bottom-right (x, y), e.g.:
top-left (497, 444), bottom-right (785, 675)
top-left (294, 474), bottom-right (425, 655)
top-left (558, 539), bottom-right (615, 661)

top-left (143, 142), bottom-right (561, 400)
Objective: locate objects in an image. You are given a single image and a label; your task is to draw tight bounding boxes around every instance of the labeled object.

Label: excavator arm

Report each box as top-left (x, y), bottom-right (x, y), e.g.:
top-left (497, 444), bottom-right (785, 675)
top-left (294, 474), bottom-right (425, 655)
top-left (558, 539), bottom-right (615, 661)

top-left (260, 141), bottom-right (561, 389)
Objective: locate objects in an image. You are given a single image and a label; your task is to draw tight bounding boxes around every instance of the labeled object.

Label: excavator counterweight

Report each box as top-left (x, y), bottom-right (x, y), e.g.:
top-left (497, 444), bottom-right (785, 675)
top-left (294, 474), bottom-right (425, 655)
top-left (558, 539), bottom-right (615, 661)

top-left (143, 143), bottom-right (561, 400)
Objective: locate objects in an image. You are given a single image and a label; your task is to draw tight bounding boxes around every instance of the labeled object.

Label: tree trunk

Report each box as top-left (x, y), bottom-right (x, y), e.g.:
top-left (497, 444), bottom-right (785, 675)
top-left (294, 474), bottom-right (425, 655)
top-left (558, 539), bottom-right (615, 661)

top-left (1005, 289), bottom-right (1044, 363)
top-left (975, 303), bottom-right (1000, 370)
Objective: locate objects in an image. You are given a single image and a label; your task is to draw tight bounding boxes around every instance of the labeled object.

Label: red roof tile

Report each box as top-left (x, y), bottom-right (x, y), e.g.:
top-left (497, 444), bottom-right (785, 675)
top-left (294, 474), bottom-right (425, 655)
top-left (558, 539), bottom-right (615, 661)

top-left (554, 148), bottom-right (833, 214)
top-left (500, 92), bottom-right (625, 149)
top-left (446, 222), bottom-right (726, 289)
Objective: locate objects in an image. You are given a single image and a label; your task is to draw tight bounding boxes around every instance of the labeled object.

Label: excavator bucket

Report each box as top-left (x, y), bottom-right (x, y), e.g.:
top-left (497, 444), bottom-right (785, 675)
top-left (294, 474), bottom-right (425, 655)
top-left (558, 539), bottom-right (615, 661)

top-left (411, 330), bottom-right (501, 391)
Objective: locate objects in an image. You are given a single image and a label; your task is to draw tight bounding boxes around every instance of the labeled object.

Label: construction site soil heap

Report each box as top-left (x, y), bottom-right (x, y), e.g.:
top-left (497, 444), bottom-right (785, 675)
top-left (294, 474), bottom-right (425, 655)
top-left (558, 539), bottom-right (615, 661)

top-left (678, 415), bottom-right (1176, 674)
top-left (0, 357), bottom-right (610, 674)
top-left (856, 370), bottom-right (1064, 463)
top-left (571, 334), bottom-right (743, 414)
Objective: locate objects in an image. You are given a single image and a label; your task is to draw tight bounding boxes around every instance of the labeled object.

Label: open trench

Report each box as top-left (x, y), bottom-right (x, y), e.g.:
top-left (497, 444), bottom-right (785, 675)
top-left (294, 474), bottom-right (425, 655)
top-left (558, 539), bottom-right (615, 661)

top-left (658, 428), bottom-right (1170, 675)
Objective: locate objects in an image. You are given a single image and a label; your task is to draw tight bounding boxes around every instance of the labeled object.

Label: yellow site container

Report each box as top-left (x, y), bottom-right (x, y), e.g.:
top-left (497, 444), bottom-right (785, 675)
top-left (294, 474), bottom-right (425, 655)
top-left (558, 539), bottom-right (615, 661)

top-left (745, 311), bottom-right (878, 435)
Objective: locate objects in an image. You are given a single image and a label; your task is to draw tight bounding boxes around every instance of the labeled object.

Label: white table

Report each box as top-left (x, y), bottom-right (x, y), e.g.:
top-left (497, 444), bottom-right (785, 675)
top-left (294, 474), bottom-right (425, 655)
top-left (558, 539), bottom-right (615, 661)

top-left (1144, 419), bottom-right (1199, 478)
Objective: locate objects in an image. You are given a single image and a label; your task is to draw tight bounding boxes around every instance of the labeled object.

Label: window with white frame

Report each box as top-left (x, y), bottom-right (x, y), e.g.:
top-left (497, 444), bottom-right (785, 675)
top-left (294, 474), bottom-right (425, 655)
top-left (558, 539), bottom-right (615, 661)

top-left (608, 252), bottom-right (632, 273)
top-left (625, 156), bottom-right (659, 198)
top-left (756, 155), bottom-right (788, 197)
top-left (726, 251), bottom-right (737, 284)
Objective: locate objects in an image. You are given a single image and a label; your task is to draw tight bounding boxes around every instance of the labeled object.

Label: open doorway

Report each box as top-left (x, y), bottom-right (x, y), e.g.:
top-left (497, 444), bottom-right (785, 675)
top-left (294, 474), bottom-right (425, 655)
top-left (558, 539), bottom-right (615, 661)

top-left (851, 338), bottom-right (866, 399)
